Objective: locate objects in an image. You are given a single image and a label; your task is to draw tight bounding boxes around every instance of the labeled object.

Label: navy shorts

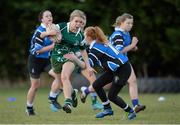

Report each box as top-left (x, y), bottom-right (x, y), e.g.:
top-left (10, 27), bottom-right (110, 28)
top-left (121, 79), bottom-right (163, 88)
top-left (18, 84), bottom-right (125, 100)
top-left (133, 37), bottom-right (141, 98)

top-left (27, 55), bottom-right (51, 79)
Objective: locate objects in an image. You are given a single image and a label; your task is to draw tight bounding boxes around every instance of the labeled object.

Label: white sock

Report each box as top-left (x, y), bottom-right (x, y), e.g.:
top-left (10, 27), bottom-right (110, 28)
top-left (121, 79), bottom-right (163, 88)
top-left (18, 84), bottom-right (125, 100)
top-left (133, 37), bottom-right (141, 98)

top-left (49, 91), bottom-right (59, 98)
top-left (27, 101), bottom-right (33, 107)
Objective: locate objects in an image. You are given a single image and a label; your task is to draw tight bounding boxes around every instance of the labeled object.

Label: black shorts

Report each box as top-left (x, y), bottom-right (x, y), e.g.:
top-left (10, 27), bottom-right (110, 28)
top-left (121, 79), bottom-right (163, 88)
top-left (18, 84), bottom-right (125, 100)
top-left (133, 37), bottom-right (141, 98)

top-left (92, 62), bottom-right (131, 89)
top-left (113, 62), bottom-right (131, 86)
top-left (27, 55), bottom-right (51, 79)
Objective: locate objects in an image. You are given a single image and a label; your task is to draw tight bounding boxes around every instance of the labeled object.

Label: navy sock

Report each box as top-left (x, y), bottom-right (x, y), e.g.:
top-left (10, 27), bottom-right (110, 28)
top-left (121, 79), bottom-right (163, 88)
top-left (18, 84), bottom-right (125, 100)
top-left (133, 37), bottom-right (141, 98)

top-left (27, 106), bottom-right (33, 109)
top-left (132, 99), bottom-right (139, 107)
top-left (84, 88), bottom-right (90, 95)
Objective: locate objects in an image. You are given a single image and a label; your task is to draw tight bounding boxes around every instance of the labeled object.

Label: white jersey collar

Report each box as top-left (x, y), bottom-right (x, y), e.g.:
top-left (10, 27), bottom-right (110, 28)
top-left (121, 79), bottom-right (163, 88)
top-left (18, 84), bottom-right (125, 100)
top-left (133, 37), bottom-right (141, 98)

top-left (115, 27), bottom-right (124, 32)
top-left (89, 40), bottom-right (96, 49)
top-left (41, 23), bottom-right (46, 28)
top-left (67, 22), bottom-right (70, 33)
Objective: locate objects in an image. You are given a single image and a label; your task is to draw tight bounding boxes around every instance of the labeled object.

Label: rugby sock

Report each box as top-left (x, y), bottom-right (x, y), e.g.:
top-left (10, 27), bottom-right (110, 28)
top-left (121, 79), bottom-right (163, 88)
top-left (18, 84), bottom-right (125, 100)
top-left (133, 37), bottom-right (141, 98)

top-left (49, 91), bottom-right (59, 101)
top-left (84, 87), bottom-right (90, 95)
top-left (64, 98), bottom-right (73, 106)
top-left (27, 101), bottom-right (33, 107)
top-left (132, 99), bottom-right (139, 107)
top-left (90, 92), bottom-right (97, 104)
top-left (123, 104), bottom-right (134, 113)
top-left (27, 101), bottom-right (33, 109)
top-left (102, 100), bottom-right (111, 109)
top-left (27, 106), bottom-right (33, 110)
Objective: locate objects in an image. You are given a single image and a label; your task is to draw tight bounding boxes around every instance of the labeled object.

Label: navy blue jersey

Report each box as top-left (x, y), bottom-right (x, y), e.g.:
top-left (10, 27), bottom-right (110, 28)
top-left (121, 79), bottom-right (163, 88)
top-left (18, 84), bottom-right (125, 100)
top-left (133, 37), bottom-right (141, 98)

top-left (88, 41), bottom-right (129, 72)
top-left (29, 23), bottom-right (53, 59)
top-left (109, 27), bottom-right (131, 55)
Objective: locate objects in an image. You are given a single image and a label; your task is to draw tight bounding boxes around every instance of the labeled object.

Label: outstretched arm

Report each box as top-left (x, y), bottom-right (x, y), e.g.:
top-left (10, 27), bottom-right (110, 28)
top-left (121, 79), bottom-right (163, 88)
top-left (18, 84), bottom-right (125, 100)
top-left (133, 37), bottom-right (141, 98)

top-left (36, 42), bottom-right (55, 54)
top-left (63, 53), bottom-right (86, 69)
top-left (81, 49), bottom-right (94, 77)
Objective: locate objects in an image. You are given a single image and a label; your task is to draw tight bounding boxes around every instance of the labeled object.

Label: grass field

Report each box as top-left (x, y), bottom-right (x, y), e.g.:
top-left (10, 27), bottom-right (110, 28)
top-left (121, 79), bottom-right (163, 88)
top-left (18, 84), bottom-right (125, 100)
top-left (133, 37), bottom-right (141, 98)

top-left (0, 86), bottom-right (180, 124)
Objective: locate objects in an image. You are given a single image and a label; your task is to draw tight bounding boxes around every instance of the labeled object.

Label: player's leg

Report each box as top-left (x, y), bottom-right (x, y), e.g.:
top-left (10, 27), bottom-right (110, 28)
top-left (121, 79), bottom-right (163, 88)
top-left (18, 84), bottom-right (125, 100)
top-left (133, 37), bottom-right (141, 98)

top-left (80, 69), bottom-right (103, 110)
top-left (26, 77), bottom-right (40, 116)
top-left (128, 65), bottom-right (146, 113)
top-left (43, 59), bottom-right (63, 111)
top-left (61, 61), bottom-right (76, 113)
top-left (26, 55), bottom-right (42, 116)
top-left (107, 62), bottom-right (136, 120)
top-left (92, 71), bottom-right (114, 118)
top-left (48, 70), bottom-right (63, 111)
top-left (108, 83), bottom-right (136, 120)
top-left (80, 75), bottom-right (111, 105)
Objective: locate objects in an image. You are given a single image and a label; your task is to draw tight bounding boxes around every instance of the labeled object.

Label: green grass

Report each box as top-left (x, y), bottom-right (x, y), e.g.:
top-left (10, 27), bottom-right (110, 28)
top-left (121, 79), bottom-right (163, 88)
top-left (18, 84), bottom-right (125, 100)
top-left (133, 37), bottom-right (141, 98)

top-left (0, 86), bottom-right (180, 124)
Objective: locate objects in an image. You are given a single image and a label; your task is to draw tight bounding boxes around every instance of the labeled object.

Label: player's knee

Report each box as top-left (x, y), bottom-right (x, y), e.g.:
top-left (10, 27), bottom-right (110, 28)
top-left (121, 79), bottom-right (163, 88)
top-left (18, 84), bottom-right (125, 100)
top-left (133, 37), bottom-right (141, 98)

top-left (61, 74), bottom-right (69, 82)
top-left (114, 76), bottom-right (126, 86)
top-left (92, 83), bottom-right (100, 91)
top-left (128, 75), bottom-right (137, 84)
top-left (30, 84), bottom-right (39, 92)
top-left (108, 92), bottom-right (116, 102)
top-left (128, 79), bottom-right (137, 86)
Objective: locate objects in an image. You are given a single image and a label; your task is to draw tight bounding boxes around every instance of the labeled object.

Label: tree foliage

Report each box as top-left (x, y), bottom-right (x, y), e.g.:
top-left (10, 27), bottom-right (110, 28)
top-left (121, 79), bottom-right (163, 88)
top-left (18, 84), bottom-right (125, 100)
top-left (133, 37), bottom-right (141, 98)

top-left (0, 0), bottom-right (179, 81)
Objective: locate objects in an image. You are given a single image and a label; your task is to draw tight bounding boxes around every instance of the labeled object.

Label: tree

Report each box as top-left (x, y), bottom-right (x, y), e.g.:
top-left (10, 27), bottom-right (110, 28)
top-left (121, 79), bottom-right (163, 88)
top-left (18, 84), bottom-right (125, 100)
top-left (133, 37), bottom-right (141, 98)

top-left (0, 0), bottom-right (179, 83)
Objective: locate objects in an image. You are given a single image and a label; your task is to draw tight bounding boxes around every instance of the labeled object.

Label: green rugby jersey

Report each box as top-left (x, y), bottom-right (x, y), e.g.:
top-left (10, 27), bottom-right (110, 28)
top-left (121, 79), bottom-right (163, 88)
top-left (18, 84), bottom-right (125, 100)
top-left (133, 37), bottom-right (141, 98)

top-left (52, 22), bottom-right (86, 57)
top-left (51, 22), bottom-right (86, 73)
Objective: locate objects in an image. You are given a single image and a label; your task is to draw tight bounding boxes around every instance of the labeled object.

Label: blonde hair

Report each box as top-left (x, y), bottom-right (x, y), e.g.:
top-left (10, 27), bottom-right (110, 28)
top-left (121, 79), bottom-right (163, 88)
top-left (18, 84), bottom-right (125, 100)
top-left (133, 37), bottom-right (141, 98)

top-left (85, 26), bottom-right (108, 44)
top-left (70, 9), bottom-right (86, 22)
top-left (113, 13), bottom-right (133, 27)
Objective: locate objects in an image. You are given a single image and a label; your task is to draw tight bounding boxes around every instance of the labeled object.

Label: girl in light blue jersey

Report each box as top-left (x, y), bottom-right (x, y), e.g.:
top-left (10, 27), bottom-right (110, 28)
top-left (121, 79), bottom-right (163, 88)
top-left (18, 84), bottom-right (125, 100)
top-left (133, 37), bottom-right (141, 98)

top-left (26, 10), bottom-right (62, 115)
top-left (109, 13), bottom-right (145, 113)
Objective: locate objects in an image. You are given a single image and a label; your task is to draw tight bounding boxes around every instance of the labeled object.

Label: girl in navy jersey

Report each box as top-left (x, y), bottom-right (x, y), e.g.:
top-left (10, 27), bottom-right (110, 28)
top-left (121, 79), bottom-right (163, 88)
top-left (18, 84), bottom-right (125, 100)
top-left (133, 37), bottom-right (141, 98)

top-left (82, 26), bottom-right (136, 120)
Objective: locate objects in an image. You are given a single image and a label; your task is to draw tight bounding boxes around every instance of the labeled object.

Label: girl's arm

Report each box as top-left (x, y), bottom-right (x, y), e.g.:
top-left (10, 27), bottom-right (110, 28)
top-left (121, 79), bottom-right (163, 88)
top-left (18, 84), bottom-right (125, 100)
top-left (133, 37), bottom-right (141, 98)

top-left (36, 42), bottom-right (55, 54)
top-left (63, 53), bottom-right (86, 69)
top-left (80, 49), bottom-right (94, 76)
top-left (48, 24), bottom-right (62, 43)
top-left (121, 36), bottom-right (138, 53)
top-left (40, 24), bottom-right (58, 38)
top-left (131, 46), bottom-right (138, 51)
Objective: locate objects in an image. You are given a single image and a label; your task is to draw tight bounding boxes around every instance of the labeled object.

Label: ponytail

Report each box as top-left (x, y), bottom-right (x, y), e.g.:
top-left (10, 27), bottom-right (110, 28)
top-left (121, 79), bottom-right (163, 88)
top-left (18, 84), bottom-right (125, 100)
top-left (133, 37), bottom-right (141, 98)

top-left (94, 26), bottom-right (108, 44)
top-left (85, 26), bottom-right (108, 44)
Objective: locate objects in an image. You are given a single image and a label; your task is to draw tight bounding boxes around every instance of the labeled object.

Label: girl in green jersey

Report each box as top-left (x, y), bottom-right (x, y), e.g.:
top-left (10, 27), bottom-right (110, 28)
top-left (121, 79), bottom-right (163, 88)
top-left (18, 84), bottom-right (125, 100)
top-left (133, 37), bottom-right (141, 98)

top-left (51, 9), bottom-right (93, 113)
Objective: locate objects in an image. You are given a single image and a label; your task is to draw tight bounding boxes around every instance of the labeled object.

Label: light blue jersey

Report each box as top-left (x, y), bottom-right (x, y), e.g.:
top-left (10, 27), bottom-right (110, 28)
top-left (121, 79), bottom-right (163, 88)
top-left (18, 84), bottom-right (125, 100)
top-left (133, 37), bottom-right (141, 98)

top-left (109, 27), bottom-right (131, 55)
top-left (29, 23), bottom-right (53, 59)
